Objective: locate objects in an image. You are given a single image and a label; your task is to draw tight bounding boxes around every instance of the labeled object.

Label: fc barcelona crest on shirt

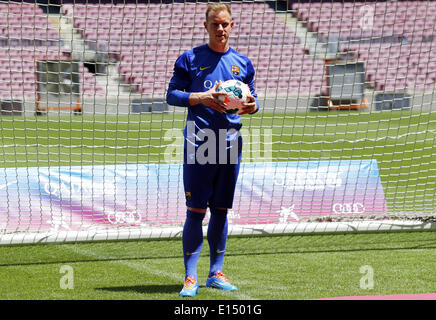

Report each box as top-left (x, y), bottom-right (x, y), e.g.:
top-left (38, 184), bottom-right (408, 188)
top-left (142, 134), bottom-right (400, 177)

top-left (231, 65), bottom-right (240, 76)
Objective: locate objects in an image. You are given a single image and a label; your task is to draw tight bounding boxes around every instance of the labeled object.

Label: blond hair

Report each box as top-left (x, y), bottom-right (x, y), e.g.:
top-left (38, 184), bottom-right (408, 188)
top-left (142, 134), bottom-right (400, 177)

top-left (205, 3), bottom-right (232, 21)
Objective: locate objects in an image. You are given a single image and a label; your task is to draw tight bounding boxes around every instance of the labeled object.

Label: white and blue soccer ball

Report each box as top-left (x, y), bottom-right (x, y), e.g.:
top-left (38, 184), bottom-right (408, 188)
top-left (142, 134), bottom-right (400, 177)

top-left (216, 79), bottom-right (250, 114)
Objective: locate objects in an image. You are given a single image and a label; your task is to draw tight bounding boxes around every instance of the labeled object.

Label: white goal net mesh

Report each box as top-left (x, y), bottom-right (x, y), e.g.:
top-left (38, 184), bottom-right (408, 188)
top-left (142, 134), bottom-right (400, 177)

top-left (0, 0), bottom-right (435, 244)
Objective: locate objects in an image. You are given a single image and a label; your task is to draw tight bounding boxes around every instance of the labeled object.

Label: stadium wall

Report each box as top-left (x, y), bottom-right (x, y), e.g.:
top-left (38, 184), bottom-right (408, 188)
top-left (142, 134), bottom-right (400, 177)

top-left (19, 91), bottom-right (436, 116)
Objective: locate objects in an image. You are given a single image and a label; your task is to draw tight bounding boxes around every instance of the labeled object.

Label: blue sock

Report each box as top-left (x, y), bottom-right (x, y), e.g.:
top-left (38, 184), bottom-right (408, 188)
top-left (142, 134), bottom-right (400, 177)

top-left (207, 208), bottom-right (228, 277)
top-left (182, 210), bottom-right (206, 280)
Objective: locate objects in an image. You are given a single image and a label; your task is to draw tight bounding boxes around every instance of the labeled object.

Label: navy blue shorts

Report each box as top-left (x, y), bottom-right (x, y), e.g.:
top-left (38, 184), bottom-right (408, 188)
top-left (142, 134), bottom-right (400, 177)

top-left (183, 134), bottom-right (242, 209)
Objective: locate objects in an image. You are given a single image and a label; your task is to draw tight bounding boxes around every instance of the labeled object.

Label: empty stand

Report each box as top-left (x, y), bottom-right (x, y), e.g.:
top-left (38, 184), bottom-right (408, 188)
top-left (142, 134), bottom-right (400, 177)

top-left (62, 2), bottom-right (325, 97)
top-left (292, 1), bottom-right (436, 42)
top-left (293, 1), bottom-right (436, 92)
top-left (342, 41), bottom-right (436, 92)
top-left (0, 2), bottom-right (105, 101)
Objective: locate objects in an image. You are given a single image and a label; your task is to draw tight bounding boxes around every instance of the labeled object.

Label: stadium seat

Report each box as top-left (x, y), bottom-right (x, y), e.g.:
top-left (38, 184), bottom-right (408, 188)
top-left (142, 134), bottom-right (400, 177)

top-left (62, 2), bottom-right (324, 96)
top-left (0, 2), bottom-right (105, 100)
top-left (309, 1), bottom-right (436, 92)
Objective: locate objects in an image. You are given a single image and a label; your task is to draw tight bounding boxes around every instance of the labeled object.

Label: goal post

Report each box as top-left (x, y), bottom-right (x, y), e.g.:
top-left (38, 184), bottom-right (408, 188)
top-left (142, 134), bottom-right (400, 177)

top-left (1, 0), bottom-right (436, 245)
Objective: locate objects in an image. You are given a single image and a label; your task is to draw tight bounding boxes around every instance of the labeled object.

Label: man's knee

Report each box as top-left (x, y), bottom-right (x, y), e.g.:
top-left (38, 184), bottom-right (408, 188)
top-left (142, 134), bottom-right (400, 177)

top-left (187, 207), bottom-right (207, 214)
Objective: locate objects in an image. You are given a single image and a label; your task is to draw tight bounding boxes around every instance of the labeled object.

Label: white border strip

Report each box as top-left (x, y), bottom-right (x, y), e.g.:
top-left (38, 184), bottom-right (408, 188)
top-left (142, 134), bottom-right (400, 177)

top-left (1, 220), bottom-right (435, 245)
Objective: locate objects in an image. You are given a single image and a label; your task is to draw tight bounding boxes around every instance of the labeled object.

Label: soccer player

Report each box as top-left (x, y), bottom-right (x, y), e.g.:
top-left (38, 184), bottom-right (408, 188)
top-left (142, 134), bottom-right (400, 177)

top-left (166, 3), bottom-right (259, 297)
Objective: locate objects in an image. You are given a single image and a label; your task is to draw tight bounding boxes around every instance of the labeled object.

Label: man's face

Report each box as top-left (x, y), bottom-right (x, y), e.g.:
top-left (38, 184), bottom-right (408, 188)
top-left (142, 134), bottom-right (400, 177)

top-left (204, 9), bottom-right (234, 51)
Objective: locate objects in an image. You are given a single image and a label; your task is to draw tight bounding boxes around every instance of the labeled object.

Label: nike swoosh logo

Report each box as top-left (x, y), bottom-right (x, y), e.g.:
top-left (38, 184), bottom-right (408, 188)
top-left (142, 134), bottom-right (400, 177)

top-left (186, 251), bottom-right (200, 256)
top-left (216, 250), bottom-right (225, 254)
top-left (199, 66), bottom-right (210, 71)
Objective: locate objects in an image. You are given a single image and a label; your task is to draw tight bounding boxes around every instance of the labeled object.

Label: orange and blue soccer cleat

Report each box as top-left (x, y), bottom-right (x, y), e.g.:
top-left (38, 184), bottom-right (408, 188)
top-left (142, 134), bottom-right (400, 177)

top-left (205, 271), bottom-right (238, 291)
top-left (179, 276), bottom-right (199, 297)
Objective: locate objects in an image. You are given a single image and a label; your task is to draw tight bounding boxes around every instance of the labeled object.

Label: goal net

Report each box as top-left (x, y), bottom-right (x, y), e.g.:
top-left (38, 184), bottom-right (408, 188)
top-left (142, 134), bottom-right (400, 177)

top-left (0, 0), bottom-right (435, 245)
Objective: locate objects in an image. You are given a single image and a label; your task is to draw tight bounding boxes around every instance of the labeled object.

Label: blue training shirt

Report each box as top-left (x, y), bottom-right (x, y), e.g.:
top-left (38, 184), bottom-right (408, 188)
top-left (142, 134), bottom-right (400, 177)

top-left (166, 44), bottom-right (259, 135)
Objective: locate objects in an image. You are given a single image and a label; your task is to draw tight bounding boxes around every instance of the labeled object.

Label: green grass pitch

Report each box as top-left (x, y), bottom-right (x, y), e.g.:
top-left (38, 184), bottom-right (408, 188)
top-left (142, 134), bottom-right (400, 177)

top-left (0, 232), bottom-right (435, 300)
top-left (0, 110), bottom-right (435, 299)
